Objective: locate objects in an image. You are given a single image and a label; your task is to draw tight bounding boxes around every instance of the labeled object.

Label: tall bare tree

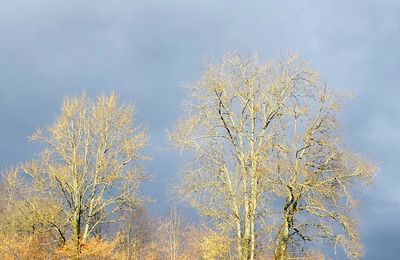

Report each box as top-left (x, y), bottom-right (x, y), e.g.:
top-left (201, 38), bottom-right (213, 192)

top-left (170, 53), bottom-right (318, 259)
top-left (7, 93), bottom-right (148, 258)
top-left (170, 53), bottom-right (375, 259)
top-left (267, 87), bottom-right (375, 259)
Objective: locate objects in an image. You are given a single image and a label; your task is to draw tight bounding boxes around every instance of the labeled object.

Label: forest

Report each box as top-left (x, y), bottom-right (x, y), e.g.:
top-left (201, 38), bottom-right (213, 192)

top-left (0, 53), bottom-right (376, 259)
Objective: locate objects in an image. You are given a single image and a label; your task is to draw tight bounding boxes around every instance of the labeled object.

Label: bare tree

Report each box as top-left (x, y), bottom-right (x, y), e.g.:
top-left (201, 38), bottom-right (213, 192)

top-left (0, 172), bottom-right (63, 258)
top-left (170, 53), bottom-right (375, 260)
top-left (116, 205), bottom-right (155, 260)
top-left (170, 53), bottom-right (321, 259)
top-left (6, 93), bottom-right (148, 258)
top-left (267, 87), bottom-right (375, 259)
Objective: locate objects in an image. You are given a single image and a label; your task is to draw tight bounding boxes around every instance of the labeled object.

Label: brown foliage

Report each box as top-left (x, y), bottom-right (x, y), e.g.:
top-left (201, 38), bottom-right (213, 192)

top-left (0, 233), bottom-right (56, 260)
top-left (55, 236), bottom-right (120, 259)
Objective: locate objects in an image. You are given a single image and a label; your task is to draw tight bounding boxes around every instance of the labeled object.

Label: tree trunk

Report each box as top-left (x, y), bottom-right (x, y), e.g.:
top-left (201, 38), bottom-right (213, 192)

top-left (235, 215), bottom-right (243, 260)
top-left (249, 175), bottom-right (257, 260)
top-left (274, 217), bottom-right (289, 260)
top-left (242, 172), bottom-right (251, 260)
top-left (274, 190), bottom-right (297, 260)
top-left (72, 208), bottom-right (81, 259)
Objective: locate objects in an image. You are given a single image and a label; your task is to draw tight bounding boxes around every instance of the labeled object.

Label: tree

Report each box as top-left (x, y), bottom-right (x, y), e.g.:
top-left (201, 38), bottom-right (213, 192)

top-left (170, 53), bottom-right (308, 259)
top-left (267, 86), bottom-right (375, 259)
top-left (7, 93), bottom-right (148, 258)
top-left (0, 169), bottom-right (64, 258)
top-left (170, 53), bottom-right (375, 259)
top-left (115, 205), bottom-right (155, 259)
top-left (142, 207), bottom-right (222, 260)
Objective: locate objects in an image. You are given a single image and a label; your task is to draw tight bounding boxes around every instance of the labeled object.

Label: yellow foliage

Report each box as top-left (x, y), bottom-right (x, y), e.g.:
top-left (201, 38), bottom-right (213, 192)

top-left (200, 232), bottom-right (231, 260)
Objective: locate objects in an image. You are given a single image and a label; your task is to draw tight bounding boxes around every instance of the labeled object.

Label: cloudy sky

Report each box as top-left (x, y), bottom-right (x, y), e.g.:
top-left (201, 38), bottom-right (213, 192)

top-left (0, 1), bottom-right (399, 258)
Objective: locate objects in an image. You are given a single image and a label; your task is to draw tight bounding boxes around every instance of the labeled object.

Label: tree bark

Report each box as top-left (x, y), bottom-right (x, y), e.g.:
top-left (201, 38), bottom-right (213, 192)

top-left (274, 188), bottom-right (297, 260)
top-left (274, 215), bottom-right (289, 260)
top-left (72, 207), bottom-right (81, 259)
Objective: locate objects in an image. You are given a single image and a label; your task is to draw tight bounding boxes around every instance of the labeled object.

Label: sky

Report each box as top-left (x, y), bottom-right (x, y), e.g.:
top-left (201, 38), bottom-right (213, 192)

top-left (0, 1), bottom-right (399, 259)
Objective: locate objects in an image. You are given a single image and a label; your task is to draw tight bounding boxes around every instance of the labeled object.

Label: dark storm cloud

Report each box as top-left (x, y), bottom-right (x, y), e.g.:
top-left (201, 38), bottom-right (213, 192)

top-left (0, 1), bottom-right (398, 258)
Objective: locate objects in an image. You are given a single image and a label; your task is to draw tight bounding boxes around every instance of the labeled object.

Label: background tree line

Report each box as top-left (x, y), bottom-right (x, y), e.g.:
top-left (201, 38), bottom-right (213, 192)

top-left (0, 53), bottom-right (375, 259)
